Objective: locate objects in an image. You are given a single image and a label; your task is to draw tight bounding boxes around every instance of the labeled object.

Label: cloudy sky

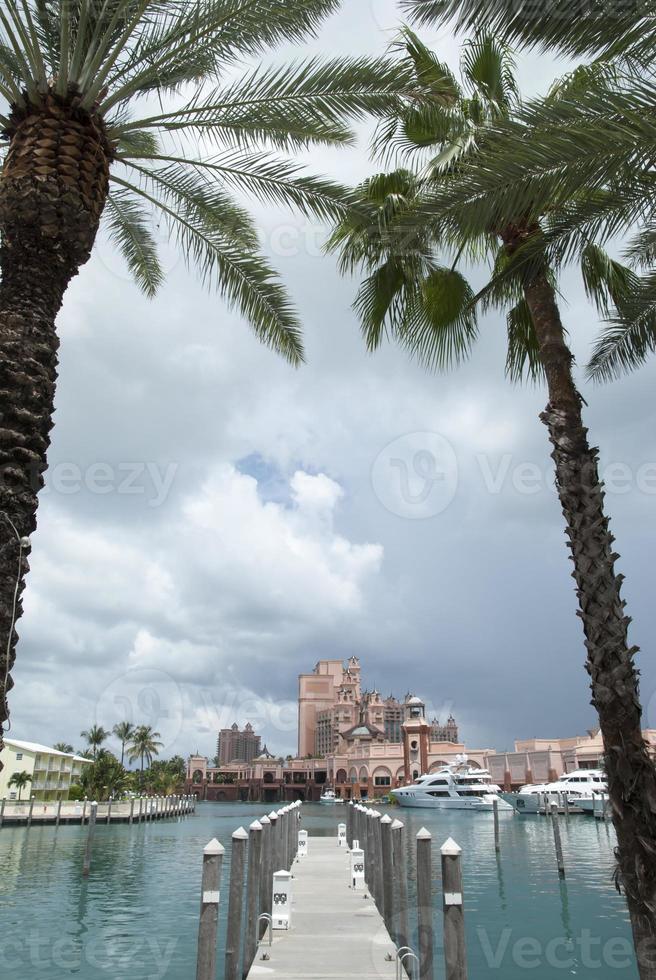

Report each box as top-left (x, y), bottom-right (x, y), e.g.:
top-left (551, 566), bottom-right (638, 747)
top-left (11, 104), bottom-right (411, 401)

top-left (7, 1), bottom-right (656, 762)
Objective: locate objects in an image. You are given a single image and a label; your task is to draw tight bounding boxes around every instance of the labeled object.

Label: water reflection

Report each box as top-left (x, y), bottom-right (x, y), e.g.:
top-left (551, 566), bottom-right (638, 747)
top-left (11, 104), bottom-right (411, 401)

top-left (0, 803), bottom-right (637, 979)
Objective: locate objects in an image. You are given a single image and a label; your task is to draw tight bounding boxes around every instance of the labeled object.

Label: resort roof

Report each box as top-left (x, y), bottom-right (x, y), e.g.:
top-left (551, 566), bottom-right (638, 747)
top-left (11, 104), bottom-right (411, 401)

top-left (4, 738), bottom-right (90, 764)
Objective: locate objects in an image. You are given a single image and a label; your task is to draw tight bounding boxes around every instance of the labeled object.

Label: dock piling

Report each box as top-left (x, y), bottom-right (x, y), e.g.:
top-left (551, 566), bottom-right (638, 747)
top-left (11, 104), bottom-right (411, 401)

top-left (392, 819), bottom-right (409, 957)
top-left (380, 814), bottom-right (393, 931)
top-left (441, 837), bottom-right (467, 980)
top-left (550, 804), bottom-right (566, 878)
top-left (416, 829), bottom-right (433, 980)
top-left (493, 799), bottom-right (500, 853)
top-left (56, 799), bottom-right (62, 828)
top-left (225, 826), bottom-right (248, 980)
top-left (243, 820), bottom-right (263, 978)
top-left (27, 797), bottom-right (34, 828)
top-left (259, 815), bottom-right (272, 937)
top-left (196, 838), bottom-right (225, 980)
top-left (82, 802), bottom-right (98, 877)
top-left (0, 798), bottom-right (4, 830)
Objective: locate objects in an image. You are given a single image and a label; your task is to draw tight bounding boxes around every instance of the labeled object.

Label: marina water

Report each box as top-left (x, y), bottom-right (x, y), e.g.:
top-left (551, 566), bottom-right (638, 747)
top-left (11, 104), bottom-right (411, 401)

top-left (0, 802), bottom-right (636, 978)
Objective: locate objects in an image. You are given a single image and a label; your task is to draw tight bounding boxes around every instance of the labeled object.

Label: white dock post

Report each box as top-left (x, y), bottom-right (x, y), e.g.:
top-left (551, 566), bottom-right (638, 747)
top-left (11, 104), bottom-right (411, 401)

top-left (272, 869), bottom-right (293, 930)
top-left (196, 838), bottom-right (224, 980)
top-left (350, 845), bottom-right (365, 890)
top-left (225, 826), bottom-right (248, 980)
top-left (298, 828), bottom-right (308, 858)
top-left (338, 822), bottom-right (347, 847)
top-left (441, 837), bottom-right (467, 980)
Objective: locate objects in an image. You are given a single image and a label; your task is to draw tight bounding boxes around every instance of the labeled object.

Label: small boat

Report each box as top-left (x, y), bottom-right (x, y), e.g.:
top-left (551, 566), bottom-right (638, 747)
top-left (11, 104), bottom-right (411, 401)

top-left (507, 769), bottom-right (607, 813)
top-left (390, 758), bottom-right (514, 812)
top-left (319, 788), bottom-right (343, 805)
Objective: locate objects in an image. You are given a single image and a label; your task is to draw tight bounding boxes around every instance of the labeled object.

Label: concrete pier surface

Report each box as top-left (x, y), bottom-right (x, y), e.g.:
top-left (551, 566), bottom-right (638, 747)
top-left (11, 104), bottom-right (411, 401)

top-left (247, 837), bottom-right (397, 980)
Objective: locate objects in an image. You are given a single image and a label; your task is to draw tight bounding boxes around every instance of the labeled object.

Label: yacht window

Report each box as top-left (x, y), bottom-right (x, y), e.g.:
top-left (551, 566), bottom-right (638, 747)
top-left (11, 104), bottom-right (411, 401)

top-left (426, 790), bottom-right (450, 797)
top-left (427, 779), bottom-right (449, 786)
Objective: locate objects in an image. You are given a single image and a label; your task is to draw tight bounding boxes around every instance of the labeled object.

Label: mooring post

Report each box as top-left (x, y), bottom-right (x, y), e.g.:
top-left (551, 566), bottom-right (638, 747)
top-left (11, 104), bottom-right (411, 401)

top-left (107, 799), bottom-right (112, 824)
top-left (562, 791), bottom-right (570, 816)
top-left (27, 797), bottom-right (34, 829)
top-left (365, 810), bottom-right (375, 895)
top-left (196, 838), bottom-right (224, 980)
top-left (0, 798), bottom-right (5, 830)
top-left (82, 799), bottom-right (87, 824)
top-left (137, 797), bottom-right (143, 823)
top-left (493, 799), bottom-right (500, 853)
top-left (441, 837), bottom-right (467, 980)
top-left (392, 819), bottom-right (409, 955)
top-left (279, 808), bottom-right (288, 870)
top-left (259, 815), bottom-right (272, 937)
top-left (373, 811), bottom-right (384, 913)
top-left (417, 828), bottom-right (433, 980)
top-left (269, 810), bottom-right (280, 874)
top-left (225, 826), bottom-right (248, 980)
top-left (82, 803), bottom-right (98, 877)
top-left (56, 799), bottom-right (62, 829)
top-left (550, 804), bottom-right (566, 878)
top-left (243, 820), bottom-right (263, 978)
top-left (380, 814), bottom-right (393, 933)
top-left (129, 798), bottom-right (135, 825)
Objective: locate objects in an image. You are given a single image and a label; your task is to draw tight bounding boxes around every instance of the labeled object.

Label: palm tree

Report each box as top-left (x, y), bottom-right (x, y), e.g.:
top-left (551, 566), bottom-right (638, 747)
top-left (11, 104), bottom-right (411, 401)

top-left (53, 741), bottom-right (74, 753)
top-left (8, 770), bottom-right (32, 800)
top-left (127, 724), bottom-right (163, 785)
top-left (80, 724), bottom-right (109, 760)
top-left (329, 30), bottom-right (656, 975)
top-left (401, 0), bottom-right (656, 379)
top-left (113, 721), bottom-right (134, 766)
top-left (0, 1), bottom-right (410, 761)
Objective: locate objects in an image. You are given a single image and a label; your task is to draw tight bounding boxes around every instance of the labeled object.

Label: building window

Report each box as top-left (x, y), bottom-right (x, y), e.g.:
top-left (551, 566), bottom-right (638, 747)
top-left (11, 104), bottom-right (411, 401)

top-left (374, 776), bottom-right (391, 786)
top-left (15, 753), bottom-right (23, 761)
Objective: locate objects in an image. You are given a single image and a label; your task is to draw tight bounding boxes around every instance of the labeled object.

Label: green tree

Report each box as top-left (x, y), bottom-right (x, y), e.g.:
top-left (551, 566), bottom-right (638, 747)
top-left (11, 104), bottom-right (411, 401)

top-left (0, 0), bottom-right (409, 761)
top-left (112, 721), bottom-right (134, 766)
top-left (8, 770), bottom-right (32, 800)
top-left (128, 725), bottom-right (163, 785)
top-left (80, 749), bottom-right (128, 801)
top-left (53, 742), bottom-right (74, 753)
top-left (80, 724), bottom-right (110, 760)
top-left (329, 28), bottom-right (656, 972)
top-left (401, 0), bottom-right (656, 379)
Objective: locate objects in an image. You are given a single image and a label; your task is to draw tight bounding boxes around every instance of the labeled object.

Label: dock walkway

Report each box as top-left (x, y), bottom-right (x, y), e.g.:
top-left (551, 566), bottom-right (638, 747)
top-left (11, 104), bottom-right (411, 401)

top-left (247, 837), bottom-right (397, 980)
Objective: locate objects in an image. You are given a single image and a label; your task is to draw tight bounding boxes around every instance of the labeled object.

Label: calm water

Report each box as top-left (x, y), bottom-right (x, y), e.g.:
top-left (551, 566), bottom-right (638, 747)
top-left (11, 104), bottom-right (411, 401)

top-left (0, 802), bottom-right (637, 979)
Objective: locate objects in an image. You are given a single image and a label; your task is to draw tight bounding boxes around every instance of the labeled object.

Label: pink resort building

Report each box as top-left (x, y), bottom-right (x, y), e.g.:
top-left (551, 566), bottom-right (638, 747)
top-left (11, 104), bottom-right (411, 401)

top-left (186, 657), bottom-right (494, 802)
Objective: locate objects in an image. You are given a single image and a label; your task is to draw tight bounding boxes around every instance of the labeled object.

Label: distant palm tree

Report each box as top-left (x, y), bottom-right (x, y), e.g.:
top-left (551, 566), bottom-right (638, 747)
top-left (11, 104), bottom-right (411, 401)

top-left (53, 742), bottom-right (74, 753)
top-left (127, 725), bottom-right (163, 786)
top-left (8, 770), bottom-right (32, 800)
top-left (113, 722), bottom-right (134, 766)
top-left (0, 0), bottom-right (408, 765)
top-left (80, 725), bottom-right (109, 760)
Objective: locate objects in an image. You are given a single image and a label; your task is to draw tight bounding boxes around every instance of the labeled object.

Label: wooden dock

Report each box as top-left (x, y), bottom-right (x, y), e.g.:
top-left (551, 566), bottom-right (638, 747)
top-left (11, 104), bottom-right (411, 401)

top-left (246, 836), bottom-right (397, 980)
top-left (0, 794), bottom-right (195, 827)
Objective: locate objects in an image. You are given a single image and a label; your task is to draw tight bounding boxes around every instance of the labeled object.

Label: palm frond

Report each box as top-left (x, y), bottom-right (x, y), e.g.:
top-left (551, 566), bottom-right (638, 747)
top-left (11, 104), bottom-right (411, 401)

top-left (587, 273), bottom-right (656, 382)
top-left (401, 0), bottom-right (654, 60)
top-left (104, 189), bottom-right (164, 297)
top-left (505, 298), bottom-right (544, 383)
top-left (579, 243), bottom-right (639, 317)
top-left (111, 171), bottom-right (305, 364)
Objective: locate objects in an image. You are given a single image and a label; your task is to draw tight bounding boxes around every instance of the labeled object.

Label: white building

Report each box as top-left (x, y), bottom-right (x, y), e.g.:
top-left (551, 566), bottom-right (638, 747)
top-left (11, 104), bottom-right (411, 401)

top-left (0, 739), bottom-right (92, 802)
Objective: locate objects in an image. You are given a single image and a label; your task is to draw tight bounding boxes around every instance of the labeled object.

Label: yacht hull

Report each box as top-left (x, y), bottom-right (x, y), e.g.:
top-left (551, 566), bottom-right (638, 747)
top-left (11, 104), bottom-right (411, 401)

top-left (393, 795), bottom-right (514, 812)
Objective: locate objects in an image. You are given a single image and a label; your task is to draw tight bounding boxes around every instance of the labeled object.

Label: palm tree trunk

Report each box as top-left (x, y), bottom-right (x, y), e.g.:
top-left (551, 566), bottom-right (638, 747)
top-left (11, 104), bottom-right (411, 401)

top-left (519, 255), bottom-right (656, 978)
top-left (0, 93), bottom-right (112, 768)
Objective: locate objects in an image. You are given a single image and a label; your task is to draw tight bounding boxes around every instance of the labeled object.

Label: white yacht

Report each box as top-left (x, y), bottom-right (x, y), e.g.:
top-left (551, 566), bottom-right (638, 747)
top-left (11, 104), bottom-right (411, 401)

top-left (390, 763), bottom-right (514, 811)
top-left (508, 769), bottom-right (607, 813)
top-left (319, 788), bottom-right (343, 805)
